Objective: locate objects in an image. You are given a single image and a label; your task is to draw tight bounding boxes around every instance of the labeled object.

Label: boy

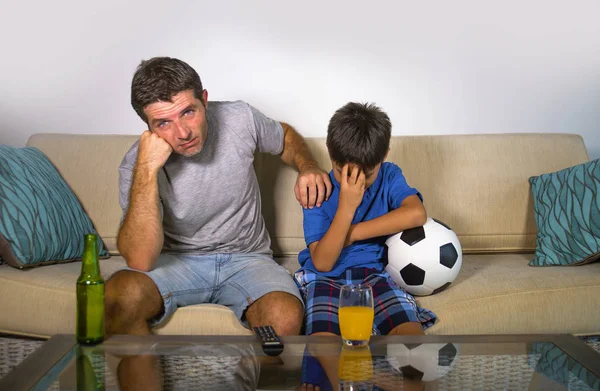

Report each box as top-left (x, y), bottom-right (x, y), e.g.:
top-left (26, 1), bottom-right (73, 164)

top-left (295, 102), bottom-right (436, 341)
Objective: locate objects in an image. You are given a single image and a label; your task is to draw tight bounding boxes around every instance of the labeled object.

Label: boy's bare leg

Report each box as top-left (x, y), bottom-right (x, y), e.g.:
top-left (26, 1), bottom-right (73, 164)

top-left (304, 332), bottom-right (341, 390)
top-left (389, 322), bottom-right (426, 336)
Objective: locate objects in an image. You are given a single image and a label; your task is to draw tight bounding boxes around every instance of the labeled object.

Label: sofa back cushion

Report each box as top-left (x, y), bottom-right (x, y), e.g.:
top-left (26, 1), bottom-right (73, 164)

top-left (28, 133), bottom-right (589, 255)
top-left (27, 134), bottom-right (138, 253)
top-left (254, 134), bottom-right (590, 255)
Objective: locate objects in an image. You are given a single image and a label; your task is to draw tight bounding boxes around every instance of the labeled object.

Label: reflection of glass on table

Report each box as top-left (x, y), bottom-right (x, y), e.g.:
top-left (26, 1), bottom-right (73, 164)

top-left (338, 345), bottom-right (373, 390)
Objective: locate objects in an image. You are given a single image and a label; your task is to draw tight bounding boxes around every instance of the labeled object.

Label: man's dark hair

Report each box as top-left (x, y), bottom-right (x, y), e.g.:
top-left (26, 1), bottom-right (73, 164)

top-left (326, 102), bottom-right (392, 171)
top-left (131, 57), bottom-right (204, 123)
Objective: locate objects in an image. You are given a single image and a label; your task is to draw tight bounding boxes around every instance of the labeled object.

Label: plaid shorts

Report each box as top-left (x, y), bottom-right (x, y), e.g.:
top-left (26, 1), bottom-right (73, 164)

top-left (294, 268), bottom-right (436, 336)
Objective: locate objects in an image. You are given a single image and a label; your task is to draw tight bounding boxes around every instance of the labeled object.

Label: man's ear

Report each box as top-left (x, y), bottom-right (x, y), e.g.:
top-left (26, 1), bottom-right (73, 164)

top-left (202, 89), bottom-right (208, 108)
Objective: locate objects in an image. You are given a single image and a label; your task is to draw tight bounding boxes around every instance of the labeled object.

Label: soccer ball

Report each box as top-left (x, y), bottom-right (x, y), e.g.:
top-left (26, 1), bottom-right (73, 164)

top-left (386, 342), bottom-right (459, 382)
top-left (385, 218), bottom-right (462, 296)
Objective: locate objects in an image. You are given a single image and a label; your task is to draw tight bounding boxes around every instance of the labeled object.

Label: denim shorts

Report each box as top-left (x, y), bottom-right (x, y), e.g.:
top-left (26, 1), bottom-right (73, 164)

top-left (121, 252), bottom-right (303, 326)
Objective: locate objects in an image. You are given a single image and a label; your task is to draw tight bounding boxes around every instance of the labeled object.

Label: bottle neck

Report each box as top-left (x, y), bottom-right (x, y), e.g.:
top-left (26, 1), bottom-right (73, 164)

top-left (81, 236), bottom-right (100, 276)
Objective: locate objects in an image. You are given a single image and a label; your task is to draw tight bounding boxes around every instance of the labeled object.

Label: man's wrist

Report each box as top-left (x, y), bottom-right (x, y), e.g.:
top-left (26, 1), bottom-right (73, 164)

top-left (134, 163), bottom-right (160, 181)
top-left (297, 159), bottom-right (319, 173)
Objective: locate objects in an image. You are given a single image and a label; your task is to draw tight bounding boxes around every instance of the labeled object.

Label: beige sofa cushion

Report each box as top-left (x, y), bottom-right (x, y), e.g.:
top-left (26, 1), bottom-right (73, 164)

top-left (26, 134), bottom-right (139, 253)
top-left (28, 133), bottom-right (589, 255)
top-left (1, 254), bottom-right (598, 338)
top-left (418, 253), bottom-right (600, 335)
top-left (0, 257), bottom-right (251, 338)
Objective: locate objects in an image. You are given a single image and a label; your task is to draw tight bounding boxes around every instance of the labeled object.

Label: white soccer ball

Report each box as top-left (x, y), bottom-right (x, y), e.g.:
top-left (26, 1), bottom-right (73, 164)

top-left (385, 218), bottom-right (462, 296)
top-left (386, 342), bottom-right (460, 382)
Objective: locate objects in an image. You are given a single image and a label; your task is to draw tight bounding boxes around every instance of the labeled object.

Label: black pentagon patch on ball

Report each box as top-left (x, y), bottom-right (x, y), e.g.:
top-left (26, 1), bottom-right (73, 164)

top-left (405, 343), bottom-right (422, 350)
top-left (400, 226), bottom-right (426, 246)
top-left (438, 343), bottom-right (458, 367)
top-left (400, 365), bottom-right (424, 381)
top-left (440, 243), bottom-right (458, 268)
top-left (433, 218), bottom-right (452, 230)
top-left (431, 282), bottom-right (452, 295)
top-left (400, 264), bottom-right (425, 285)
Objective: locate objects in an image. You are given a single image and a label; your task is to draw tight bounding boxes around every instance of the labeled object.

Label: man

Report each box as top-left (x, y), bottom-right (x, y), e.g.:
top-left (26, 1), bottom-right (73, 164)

top-left (105, 57), bottom-right (332, 336)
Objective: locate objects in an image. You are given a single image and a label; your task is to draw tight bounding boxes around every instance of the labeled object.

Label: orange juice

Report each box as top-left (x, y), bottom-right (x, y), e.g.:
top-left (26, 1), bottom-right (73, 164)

top-left (339, 306), bottom-right (374, 342)
top-left (338, 346), bottom-right (373, 382)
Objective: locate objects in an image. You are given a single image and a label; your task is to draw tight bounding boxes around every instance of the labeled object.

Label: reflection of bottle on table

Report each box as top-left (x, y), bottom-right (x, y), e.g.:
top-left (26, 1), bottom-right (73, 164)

top-left (77, 345), bottom-right (105, 391)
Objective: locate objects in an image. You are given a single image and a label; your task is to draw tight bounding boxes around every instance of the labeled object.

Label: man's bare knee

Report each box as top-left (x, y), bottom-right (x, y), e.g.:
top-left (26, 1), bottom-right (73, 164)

top-left (106, 271), bottom-right (162, 314)
top-left (105, 271), bottom-right (163, 333)
top-left (276, 296), bottom-right (303, 335)
top-left (247, 292), bottom-right (303, 336)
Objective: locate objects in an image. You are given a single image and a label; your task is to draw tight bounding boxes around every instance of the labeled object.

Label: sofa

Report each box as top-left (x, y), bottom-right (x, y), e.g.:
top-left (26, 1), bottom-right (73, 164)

top-left (1, 133), bottom-right (599, 338)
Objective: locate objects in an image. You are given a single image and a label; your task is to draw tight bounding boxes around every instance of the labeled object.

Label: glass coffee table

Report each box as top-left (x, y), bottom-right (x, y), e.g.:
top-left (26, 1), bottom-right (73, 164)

top-left (1, 334), bottom-right (598, 390)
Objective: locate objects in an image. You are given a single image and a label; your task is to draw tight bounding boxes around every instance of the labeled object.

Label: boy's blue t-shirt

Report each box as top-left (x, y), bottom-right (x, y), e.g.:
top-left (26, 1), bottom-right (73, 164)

top-left (298, 162), bottom-right (422, 277)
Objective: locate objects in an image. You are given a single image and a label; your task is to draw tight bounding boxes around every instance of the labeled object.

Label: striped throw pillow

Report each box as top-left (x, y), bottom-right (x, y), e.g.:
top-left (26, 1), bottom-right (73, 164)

top-left (528, 158), bottom-right (600, 266)
top-left (0, 146), bottom-right (109, 269)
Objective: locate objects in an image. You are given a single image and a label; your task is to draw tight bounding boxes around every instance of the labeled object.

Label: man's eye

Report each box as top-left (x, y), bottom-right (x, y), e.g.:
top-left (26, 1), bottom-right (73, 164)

top-left (158, 121), bottom-right (168, 128)
top-left (184, 109), bottom-right (194, 116)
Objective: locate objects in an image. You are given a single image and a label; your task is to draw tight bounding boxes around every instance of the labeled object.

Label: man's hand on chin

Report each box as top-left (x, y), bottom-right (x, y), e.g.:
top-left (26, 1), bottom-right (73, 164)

top-left (137, 130), bottom-right (173, 173)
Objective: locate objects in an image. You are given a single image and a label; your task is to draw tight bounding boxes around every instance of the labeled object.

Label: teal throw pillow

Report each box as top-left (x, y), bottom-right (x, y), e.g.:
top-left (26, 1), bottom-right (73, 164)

top-left (528, 341), bottom-right (600, 389)
top-left (528, 158), bottom-right (600, 266)
top-left (0, 146), bottom-right (109, 269)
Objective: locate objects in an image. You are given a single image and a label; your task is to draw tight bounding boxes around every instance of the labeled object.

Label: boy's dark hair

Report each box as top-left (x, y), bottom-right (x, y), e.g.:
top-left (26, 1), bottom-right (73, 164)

top-left (131, 57), bottom-right (204, 123)
top-left (326, 102), bottom-right (392, 171)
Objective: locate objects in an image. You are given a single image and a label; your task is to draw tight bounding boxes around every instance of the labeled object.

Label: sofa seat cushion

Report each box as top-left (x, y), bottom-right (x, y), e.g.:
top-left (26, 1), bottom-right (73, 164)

top-left (2, 254), bottom-right (598, 338)
top-left (0, 257), bottom-right (252, 338)
top-left (418, 254), bottom-right (600, 335)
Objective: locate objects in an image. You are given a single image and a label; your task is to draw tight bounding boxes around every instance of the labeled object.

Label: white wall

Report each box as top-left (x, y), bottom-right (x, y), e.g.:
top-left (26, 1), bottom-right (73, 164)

top-left (1, 0), bottom-right (598, 159)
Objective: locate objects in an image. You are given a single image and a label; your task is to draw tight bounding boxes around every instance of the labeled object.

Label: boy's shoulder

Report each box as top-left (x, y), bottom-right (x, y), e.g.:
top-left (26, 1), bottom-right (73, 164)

top-left (381, 161), bottom-right (403, 171)
top-left (379, 161), bottom-right (405, 182)
top-left (381, 161), bottom-right (399, 170)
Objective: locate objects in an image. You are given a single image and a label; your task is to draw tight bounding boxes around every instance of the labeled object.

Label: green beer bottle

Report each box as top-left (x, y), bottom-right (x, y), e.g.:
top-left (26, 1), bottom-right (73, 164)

top-left (76, 233), bottom-right (105, 345)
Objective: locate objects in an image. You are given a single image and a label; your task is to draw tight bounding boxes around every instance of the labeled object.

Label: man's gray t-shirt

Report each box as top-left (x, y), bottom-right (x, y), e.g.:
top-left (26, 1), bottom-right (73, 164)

top-left (118, 101), bottom-right (284, 256)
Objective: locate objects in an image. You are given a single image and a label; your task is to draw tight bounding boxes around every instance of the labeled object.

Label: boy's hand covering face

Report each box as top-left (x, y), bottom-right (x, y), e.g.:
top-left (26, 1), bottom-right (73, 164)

top-left (338, 164), bottom-right (366, 213)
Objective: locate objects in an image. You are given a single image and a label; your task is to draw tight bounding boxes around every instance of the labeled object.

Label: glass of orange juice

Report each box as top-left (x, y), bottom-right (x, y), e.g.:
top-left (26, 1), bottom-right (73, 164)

top-left (339, 283), bottom-right (374, 347)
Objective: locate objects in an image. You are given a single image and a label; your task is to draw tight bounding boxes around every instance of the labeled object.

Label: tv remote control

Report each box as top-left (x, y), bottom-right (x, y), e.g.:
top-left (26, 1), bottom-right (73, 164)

top-left (253, 325), bottom-right (284, 356)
